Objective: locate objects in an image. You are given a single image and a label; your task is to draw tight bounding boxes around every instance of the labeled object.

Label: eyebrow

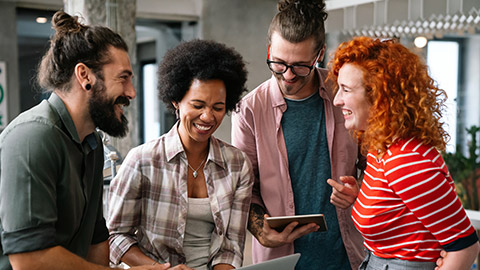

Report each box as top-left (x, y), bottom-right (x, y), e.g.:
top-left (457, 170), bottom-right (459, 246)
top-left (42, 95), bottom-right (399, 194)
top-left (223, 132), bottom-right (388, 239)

top-left (191, 99), bottom-right (226, 105)
top-left (271, 56), bottom-right (312, 65)
top-left (119, 69), bottom-right (133, 77)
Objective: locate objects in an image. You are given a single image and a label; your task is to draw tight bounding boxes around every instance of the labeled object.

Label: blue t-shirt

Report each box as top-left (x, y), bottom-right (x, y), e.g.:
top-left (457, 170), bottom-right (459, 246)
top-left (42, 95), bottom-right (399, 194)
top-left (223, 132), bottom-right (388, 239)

top-left (282, 92), bottom-right (350, 270)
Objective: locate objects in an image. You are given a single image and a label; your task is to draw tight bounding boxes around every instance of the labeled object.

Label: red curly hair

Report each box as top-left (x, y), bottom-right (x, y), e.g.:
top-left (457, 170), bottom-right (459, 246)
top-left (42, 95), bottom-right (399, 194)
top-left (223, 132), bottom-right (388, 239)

top-left (327, 37), bottom-right (449, 157)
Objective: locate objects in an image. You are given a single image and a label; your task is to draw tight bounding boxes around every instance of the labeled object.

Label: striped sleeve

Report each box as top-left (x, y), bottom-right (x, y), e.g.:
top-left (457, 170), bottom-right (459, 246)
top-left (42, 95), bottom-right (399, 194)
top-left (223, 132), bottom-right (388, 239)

top-left (383, 140), bottom-right (477, 250)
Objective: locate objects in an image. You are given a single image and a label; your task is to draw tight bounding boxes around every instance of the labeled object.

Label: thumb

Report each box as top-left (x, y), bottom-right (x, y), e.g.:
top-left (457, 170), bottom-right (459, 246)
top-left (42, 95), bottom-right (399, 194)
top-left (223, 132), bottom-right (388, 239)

top-left (339, 176), bottom-right (357, 186)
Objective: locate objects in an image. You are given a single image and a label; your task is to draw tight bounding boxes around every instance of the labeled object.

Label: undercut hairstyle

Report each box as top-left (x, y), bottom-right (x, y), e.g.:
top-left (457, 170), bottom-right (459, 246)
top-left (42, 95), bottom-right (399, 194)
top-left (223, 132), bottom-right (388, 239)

top-left (37, 10), bottom-right (128, 92)
top-left (158, 39), bottom-right (248, 113)
top-left (328, 37), bottom-right (449, 157)
top-left (268, 0), bottom-right (328, 52)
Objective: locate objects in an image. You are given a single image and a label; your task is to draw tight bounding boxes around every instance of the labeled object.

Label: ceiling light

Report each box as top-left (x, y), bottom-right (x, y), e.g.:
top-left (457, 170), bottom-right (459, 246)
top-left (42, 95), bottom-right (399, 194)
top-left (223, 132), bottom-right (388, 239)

top-left (414, 36), bottom-right (428, 48)
top-left (36, 17), bottom-right (47, 24)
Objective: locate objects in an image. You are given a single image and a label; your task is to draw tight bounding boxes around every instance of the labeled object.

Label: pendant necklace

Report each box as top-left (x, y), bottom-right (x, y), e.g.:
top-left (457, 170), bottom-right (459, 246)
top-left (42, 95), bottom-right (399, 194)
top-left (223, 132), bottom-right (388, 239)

top-left (188, 156), bottom-right (207, 178)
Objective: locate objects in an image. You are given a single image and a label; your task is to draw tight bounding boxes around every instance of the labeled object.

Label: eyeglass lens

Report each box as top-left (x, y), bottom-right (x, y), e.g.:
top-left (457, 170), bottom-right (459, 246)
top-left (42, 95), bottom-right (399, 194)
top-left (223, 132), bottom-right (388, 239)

top-left (268, 62), bottom-right (311, 76)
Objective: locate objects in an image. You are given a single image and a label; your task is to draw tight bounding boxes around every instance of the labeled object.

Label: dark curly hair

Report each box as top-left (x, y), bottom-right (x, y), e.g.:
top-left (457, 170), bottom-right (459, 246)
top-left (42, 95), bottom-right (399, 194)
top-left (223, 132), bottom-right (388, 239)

top-left (158, 39), bottom-right (248, 113)
top-left (328, 37), bottom-right (448, 157)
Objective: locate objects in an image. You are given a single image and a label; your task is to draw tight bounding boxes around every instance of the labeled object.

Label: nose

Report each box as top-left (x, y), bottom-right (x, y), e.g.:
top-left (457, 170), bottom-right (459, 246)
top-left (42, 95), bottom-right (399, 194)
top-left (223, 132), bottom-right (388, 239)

top-left (125, 81), bottom-right (137, 100)
top-left (200, 108), bottom-right (214, 122)
top-left (282, 67), bottom-right (296, 81)
top-left (333, 90), bottom-right (343, 107)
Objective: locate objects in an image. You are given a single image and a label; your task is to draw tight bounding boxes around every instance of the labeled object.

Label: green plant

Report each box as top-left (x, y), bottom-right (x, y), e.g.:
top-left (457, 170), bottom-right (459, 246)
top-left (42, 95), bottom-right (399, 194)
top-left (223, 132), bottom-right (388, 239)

top-left (442, 126), bottom-right (480, 210)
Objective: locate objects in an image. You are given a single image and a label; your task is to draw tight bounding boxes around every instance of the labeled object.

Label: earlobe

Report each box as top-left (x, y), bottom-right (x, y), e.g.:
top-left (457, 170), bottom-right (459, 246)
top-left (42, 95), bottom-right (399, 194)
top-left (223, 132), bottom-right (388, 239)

top-left (172, 101), bottom-right (178, 110)
top-left (74, 63), bottom-right (94, 91)
top-left (319, 45), bottom-right (326, 63)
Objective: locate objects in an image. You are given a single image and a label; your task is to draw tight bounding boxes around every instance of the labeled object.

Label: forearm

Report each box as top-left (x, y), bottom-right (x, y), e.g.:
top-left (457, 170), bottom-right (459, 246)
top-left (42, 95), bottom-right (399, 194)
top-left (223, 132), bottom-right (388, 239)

top-left (9, 246), bottom-right (109, 270)
top-left (247, 203), bottom-right (266, 241)
top-left (213, 263), bottom-right (234, 270)
top-left (440, 242), bottom-right (480, 270)
top-left (87, 241), bottom-right (110, 266)
top-left (120, 245), bottom-right (157, 267)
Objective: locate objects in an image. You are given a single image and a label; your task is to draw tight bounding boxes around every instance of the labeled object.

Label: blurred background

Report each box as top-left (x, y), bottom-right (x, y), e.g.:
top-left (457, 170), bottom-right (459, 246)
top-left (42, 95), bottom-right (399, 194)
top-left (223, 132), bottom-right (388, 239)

top-left (1, 0), bottom-right (480, 266)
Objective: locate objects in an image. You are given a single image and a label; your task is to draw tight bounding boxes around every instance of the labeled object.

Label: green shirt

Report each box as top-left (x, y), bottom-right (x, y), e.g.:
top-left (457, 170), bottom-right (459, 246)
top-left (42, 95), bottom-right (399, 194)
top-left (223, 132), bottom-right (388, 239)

top-left (0, 93), bottom-right (108, 269)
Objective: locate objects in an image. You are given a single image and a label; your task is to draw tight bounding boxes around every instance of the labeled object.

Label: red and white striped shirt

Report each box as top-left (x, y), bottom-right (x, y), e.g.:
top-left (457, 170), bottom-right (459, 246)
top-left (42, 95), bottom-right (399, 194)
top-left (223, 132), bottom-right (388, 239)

top-left (352, 138), bottom-right (477, 261)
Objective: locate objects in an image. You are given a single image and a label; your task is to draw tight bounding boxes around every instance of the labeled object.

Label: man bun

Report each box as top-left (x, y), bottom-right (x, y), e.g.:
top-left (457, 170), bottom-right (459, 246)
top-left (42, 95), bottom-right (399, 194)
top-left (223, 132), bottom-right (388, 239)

top-left (277, 0), bottom-right (327, 20)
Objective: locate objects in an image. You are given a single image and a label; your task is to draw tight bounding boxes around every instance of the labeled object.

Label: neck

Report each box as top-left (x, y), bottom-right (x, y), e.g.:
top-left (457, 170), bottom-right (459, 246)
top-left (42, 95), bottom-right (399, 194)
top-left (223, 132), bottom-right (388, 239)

top-left (55, 89), bottom-right (95, 142)
top-left (177, 124), bottom-right (209, 160)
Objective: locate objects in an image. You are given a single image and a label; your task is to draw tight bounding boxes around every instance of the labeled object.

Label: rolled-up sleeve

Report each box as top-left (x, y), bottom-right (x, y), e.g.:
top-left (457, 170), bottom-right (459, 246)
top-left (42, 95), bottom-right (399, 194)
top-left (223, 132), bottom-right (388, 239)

top-left (0, 122), bottom-right (60, 254)
top-left (107, 149), bottom-right (143, 264)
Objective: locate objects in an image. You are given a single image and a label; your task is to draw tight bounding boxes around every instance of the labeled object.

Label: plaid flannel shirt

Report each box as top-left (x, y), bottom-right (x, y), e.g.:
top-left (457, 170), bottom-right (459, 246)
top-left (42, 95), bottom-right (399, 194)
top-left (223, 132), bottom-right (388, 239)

top-left (107, 124), bottom-right (253, 268)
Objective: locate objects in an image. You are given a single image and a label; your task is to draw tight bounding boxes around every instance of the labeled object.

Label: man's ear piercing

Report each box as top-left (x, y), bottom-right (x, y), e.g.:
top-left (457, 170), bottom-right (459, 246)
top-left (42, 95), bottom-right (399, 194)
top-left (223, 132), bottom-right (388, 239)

top-left (85, 84), bottom-right (91, 90)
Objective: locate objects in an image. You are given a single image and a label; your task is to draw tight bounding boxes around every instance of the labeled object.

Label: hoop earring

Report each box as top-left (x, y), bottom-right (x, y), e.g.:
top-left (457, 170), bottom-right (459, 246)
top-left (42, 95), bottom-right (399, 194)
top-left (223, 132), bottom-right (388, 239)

top-left (85, 84), bottom-right (92, 90)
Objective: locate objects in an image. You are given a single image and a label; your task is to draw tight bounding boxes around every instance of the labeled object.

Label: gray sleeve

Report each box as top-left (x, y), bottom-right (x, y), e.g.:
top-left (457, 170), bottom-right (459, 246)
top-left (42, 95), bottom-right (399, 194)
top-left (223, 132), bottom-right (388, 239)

top-left (0, 121), bottom-right (61, 254)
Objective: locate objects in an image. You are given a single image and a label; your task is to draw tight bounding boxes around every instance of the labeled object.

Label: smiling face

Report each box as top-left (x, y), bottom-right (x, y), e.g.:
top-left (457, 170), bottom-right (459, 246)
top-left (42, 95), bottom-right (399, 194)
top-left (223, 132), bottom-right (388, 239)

top-left (334, 63), bottom-right (371, 131)
top-left (89, 46), bottom-right (136, 137)
top-left (174, 79), bottom-right (227, 148)
top-left (269, 32), bottom-right (321, 100)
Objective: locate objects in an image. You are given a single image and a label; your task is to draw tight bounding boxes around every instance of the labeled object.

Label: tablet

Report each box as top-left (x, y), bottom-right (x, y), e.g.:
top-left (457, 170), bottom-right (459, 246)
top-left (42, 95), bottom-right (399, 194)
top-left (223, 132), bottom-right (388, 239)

top-left (237, 253), bottom-right (301, 270)
top-left (265, 214), bottom-right (327, 231)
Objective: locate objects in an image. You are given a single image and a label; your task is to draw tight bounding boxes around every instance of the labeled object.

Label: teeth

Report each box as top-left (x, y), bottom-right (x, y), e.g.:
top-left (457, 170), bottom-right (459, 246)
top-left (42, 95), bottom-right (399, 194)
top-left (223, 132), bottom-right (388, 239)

top-left (194, 123), bottom-right (212, 131)
top-left (343, 110), bottom-right (352, 116)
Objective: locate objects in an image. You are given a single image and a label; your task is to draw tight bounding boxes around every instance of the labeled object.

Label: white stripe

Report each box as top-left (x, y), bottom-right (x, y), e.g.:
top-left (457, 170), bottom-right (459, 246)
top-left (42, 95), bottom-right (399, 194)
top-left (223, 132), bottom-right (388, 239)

top-left (412, 141), bottom-right (423, 151)
top-left (353, 209), bottom-right (414, 228)
top-left (406, 183), bottom-right (446, 208)
top-left (357, 221), bottom-right (422, 237)
top-left (364, 170), bottom-right (388, 183)
top-left (377, 239), bottom-right (438, 250)
top-left (352, 203), bottom-right (402, 219)
top-left (367, 160), bottom-right (384, 172)
top-left (417, 195), bottom-right (457, 220)
top-left (362, 177), bottom-right (391, 192)
top-left (385, 159), bottom-right (430, 177)
top-left (396, 172), bottom-right (439, 195)
top-left (401, 138), bottom-right (416, 150)
top-left (362, 230), bottom-right (430, 242)
top-left (389, 167), bottom-right (441, 186)
top-left (422, 146), bottom-right (434, 156)
top-left (355, 197), bottom-right (403, 209)
top-left (360, 188), bottom-right (402, 201)
top-left (384, 152), bottom-right (418, 164)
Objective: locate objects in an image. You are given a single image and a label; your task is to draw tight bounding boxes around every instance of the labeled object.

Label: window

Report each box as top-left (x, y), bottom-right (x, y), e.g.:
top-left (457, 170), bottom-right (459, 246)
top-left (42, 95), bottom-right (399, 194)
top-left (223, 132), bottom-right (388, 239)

top-left (427, 40), bottom-right (459, 153)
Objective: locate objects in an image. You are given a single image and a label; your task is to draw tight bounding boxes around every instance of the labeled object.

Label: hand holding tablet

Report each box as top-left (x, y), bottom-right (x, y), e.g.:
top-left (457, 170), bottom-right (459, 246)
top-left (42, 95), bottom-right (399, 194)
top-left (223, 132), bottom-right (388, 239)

top-left (265, 214), bottom-right (327, 232)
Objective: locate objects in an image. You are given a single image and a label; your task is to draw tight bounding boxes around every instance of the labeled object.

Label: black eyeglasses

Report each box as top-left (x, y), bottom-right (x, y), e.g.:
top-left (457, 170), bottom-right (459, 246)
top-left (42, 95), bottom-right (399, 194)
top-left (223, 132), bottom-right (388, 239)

top-left (266, 45), bottom-right (321, 77)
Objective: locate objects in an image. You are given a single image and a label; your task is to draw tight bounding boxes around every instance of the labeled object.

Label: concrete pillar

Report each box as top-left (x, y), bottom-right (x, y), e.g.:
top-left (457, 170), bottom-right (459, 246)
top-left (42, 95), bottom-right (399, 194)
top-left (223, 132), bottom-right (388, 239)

top-left (0, 0), bottom-right (20, 130)
top-left (63, 0), bottom-right (138, 158)
top-left (200, 0), bottom-right (277, 143)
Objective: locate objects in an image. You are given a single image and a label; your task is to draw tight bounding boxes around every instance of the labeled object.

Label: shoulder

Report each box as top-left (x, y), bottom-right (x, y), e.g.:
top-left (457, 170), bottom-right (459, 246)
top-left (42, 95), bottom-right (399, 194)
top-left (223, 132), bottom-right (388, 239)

top-left (237, 78), bottom-right (275, 110)
top-left (211, 137), bottom-right (251, 166)
top-left (383, 138), bottom-right (441, 169)
top-left (1, 117), bottom-right (62, 151)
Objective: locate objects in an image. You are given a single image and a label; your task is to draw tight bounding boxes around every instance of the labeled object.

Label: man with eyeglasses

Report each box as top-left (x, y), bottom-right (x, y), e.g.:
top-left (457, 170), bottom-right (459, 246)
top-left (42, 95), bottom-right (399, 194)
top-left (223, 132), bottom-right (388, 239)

top-left (231, 0), bottom-right (365, 269)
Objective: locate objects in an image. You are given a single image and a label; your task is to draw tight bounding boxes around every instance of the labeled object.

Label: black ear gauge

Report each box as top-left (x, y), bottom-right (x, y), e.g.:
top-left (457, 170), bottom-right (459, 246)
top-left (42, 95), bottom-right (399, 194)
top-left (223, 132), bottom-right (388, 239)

top-left (85, 84), bottom-right (92, 90)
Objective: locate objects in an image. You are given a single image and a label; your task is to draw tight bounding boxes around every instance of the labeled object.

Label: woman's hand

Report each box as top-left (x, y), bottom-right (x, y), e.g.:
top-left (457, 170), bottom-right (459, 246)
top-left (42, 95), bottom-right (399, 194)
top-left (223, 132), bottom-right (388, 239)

top-left (435, 242), bottom-right (480, 270)
top-left (327, 176), bottom-right (360, 209)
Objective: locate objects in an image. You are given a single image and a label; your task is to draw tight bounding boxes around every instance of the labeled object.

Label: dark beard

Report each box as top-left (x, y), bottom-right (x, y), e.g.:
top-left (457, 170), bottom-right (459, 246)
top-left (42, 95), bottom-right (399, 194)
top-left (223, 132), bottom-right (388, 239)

top-left (88, 80), bottom-right (129, 138)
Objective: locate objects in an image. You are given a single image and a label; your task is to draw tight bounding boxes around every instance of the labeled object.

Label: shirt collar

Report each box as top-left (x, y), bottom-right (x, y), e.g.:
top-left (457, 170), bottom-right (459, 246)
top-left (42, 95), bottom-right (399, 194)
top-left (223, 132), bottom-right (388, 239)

top-left (48, 92), bottom-right (98, 150)
top-left (270, 68), bottom-right (328, 108)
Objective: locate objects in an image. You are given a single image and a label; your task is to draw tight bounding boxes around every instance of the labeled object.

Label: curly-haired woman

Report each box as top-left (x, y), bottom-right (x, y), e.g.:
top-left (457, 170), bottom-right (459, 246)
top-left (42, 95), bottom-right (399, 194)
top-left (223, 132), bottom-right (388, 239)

top-left (329, 37), bottom-right (479, 270)
top-left (107, 39), bottom-right (253, 270)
